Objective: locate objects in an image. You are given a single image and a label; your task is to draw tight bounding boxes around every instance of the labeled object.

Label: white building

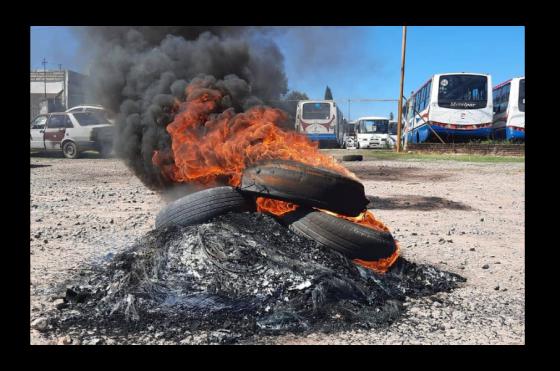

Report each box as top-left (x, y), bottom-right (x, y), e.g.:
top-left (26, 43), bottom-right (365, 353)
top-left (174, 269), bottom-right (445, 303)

top-left (30, 69), bottom-right (88, 119)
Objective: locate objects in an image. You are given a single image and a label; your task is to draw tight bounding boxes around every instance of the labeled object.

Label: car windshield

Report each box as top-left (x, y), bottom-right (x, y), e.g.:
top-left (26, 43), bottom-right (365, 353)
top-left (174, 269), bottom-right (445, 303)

top-left (346, 124), bottom-right (355, 135)
top-left (437, 74), bottom-right (488, 109)
top-left (73, 112), bottom-right (111, 126)
top-left (302, 102), bottom-right (331, 120)
top-left (518, 79), bottom-right (525, 112)
top-left (361, 120), bottom-right (388, 134)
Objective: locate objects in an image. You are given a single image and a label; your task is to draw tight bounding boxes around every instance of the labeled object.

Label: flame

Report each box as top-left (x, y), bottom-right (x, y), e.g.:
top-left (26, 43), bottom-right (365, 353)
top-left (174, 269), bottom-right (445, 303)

top-left (154, 82), bottom-right (399, 273)
top-left (353, 241), bottom-right (400, 274)
top-left (256, 197), bottom-right (298, 216)
top-left (157, 83), bottom-right (352, 187)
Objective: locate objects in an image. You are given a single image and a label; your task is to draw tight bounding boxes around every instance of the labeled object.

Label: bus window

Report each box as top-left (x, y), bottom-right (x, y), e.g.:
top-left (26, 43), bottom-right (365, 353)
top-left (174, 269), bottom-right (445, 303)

top-left (302, 102), bottom-right (331, 120)
top-left (493, 87), bottom-right (501, 113)
top-left (518, 79), bottom-right (525, 112)
top-left (501, 84), bottom-right (510, 113)
top-left (438, 74), bottom-right (488, 109)
top-left (360, 120), bottom-right (388, 133)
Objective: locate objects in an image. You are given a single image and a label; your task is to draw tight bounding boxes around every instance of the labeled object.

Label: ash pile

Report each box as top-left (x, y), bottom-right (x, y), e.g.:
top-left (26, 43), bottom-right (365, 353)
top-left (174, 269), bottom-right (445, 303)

top-left (44, 212), bottom-right (465, 345)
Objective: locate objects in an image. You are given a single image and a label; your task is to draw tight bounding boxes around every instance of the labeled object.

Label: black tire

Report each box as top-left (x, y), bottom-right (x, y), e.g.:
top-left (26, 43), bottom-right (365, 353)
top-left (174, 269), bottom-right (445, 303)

top-left (62, 141), bottom-right (79, 159)
top-left (240, 159), bottom-right (368, 217)
top-left (155, 186), bottom-right (254, 229)
top-left (281, 208), bottom-right (397, 261)
top-left (342, 155), bottom-right (363, 162)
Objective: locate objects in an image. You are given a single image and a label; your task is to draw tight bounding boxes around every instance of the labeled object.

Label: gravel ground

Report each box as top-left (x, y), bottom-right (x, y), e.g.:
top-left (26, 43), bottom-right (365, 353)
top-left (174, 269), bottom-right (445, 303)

top-left (30, 153), bottom-right (524, 345)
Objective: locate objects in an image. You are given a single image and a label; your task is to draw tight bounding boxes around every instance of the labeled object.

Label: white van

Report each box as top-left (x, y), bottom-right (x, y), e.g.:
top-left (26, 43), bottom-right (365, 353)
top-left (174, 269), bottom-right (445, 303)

top-left (30, 111), bottom-right (114, 158)
top-left (354, 116), bottom-right (390, 149)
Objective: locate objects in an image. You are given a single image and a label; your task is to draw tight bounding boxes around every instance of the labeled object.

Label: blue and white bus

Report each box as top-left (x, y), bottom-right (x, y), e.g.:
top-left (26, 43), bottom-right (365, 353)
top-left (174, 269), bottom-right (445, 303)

top-left (403, 73), bottom-right (493, 144)
top-left (295, 100), bottom-right (342, 148)
top-left (492, 77), bottom-right (525, 142)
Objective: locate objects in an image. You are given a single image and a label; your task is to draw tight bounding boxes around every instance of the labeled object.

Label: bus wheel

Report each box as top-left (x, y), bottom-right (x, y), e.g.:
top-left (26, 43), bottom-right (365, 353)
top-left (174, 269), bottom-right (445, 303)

top-left (240, 160), bottom-right (368, 217)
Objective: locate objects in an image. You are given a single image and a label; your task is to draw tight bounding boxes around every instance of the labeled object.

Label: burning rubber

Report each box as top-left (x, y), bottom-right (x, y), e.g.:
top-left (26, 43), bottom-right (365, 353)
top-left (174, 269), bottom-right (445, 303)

top-left (240, 160), bottom-right (369, 217)
top-left (44, 212), bottom-right (465, 345)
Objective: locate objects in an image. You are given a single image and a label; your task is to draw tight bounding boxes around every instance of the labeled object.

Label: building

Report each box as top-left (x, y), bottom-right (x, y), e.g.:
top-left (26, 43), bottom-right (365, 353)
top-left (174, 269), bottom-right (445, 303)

top-left (30, 69), bottom-right (88, 119)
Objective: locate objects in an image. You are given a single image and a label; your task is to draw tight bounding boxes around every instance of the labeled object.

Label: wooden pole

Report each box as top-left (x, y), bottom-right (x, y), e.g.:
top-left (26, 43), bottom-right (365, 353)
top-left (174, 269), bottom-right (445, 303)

top-left (396, 26), bottom-right (407, 153)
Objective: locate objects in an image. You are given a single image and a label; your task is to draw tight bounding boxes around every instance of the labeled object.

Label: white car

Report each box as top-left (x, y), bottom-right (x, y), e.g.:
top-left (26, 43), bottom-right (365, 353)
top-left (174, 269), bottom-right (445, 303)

top-left (30, 111), bottom-right (114, 159)
top-left (66, 105), bottom-right (115, 124)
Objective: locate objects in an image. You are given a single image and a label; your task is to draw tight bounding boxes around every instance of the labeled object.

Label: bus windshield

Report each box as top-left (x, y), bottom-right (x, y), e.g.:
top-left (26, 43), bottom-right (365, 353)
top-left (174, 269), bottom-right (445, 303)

top-left (302, 102), bottom-right (331, 120)
top-left (361, 120), bottom-right (388, 134)
top-left (518, 79), bottom-right (525, 112)
top-left (437, 74), bottom-right (488, 109)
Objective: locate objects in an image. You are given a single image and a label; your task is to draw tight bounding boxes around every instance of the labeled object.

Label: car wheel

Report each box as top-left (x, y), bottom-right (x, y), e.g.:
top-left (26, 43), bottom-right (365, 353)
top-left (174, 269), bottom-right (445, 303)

top-left (62, 141), bottom-right (79, 159)
top-left (99, 143), bottom-right (113, 158)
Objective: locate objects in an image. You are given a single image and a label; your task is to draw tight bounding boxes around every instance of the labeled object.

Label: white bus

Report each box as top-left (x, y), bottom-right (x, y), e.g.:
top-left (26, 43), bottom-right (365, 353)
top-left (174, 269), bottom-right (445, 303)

top-left (492, 77), bottom-right (525, 142)
top-left (403, 73), bottom-right (493, 144)
top-left (354, 116), bottom-right (390, 149)
top-left (388, 120), bottom-right (399, 148)
top-left (295, 100), bottom-right (342, 148)
top-left (336, 119), bottom-right (357, 149)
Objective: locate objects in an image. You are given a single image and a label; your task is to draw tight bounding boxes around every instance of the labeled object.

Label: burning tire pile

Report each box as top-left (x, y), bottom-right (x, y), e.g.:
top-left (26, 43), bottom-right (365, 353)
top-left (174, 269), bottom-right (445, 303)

top-left (41, 159), bottom-right (466, 344)
top-left (156, 160), bottom-right (398, 270)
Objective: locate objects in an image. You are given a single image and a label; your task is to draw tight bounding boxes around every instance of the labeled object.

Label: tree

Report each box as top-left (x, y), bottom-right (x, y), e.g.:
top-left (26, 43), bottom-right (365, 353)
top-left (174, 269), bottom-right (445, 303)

top-left (389, 112), bottom-right (394, 121)
top-left (324, 86), bottom-right (333, 100)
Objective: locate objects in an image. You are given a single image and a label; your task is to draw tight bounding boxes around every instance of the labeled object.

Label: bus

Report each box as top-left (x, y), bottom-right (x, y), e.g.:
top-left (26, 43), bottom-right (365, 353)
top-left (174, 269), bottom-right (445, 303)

top-left (354, 116), bottom-right (390, 149)
top-left (403, 73), bottom-right (493, 144)
top-left (388, 120), bottom-right (399, 148)
top-left (492, 77), bottom-right (525, 142)
top-left (336, 119), bottom-right (357, 149)
top-left (295, 100), bottom-right (343, 148)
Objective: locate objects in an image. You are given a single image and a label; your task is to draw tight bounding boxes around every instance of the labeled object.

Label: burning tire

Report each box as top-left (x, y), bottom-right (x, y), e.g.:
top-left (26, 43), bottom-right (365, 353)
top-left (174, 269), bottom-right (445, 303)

top-left (240, 160), bottom-right (368, 217)
top-left (342, 155), bottom-right (363, 162)
top-left (281, 208), bottom-right (397, 261)
top-left (155, 186), bottom-right (254, 229)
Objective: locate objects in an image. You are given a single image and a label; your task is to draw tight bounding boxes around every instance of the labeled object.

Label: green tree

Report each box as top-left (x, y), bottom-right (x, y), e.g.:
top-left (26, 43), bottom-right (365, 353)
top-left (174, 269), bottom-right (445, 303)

top-left (324, 86), bottom-right (333, 100)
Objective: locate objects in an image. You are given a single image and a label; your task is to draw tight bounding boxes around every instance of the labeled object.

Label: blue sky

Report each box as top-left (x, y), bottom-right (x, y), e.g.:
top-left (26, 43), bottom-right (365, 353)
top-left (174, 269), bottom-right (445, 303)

top-left (31, 26), bottom-right (524, 120)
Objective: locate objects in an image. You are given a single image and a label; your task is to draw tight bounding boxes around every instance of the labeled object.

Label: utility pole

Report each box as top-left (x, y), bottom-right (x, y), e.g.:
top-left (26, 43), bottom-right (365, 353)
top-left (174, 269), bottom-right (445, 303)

top-left (42, 58), bottom-right (48, 100)
top-left (396, 26), bottom-right (407, 153)
top-left (347, 99), bottom-right (351, 121)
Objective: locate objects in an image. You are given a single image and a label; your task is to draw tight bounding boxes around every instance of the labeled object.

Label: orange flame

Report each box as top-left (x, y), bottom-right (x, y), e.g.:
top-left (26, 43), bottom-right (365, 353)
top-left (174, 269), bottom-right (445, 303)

top-left (154, 83), bottom-right (399, 273)
top-left (256, 197), bottom-right (298, 216)
top-left (158, 84), bottom-right (352, 186)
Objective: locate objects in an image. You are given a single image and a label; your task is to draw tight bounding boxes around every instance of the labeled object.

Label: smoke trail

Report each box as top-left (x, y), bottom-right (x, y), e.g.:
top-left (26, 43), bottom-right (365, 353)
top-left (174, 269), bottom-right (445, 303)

top-left (75, 27), bottom-right (289, 189)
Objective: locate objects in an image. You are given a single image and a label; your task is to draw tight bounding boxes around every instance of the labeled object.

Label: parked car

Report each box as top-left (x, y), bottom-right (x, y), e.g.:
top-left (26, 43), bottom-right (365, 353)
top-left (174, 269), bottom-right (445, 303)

top-left (66, 105), bottom-right (115, 124)
top-left (30, 112), bottom-right (114, 159)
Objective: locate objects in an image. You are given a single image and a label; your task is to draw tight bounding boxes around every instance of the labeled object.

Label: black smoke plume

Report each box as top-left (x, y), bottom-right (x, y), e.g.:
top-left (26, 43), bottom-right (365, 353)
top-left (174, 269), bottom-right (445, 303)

top-left (76, 27), bottom-right (290, 189)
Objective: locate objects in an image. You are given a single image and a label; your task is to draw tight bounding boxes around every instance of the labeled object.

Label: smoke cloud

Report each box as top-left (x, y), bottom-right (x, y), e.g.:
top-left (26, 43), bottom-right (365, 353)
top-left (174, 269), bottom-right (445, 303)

top-left (75, 26), bottom-right (290, 189)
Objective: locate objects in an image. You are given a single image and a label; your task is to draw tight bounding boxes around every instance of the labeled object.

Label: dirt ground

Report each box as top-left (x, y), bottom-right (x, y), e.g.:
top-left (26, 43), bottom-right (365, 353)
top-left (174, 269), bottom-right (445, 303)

top-left (30, 153), bottom-right (525, 345)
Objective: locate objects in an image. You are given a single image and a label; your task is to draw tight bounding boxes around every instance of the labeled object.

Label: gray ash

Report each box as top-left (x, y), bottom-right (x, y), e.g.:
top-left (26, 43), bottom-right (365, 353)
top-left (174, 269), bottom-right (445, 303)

top-left (45, 212), bottom-right (465, 344)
